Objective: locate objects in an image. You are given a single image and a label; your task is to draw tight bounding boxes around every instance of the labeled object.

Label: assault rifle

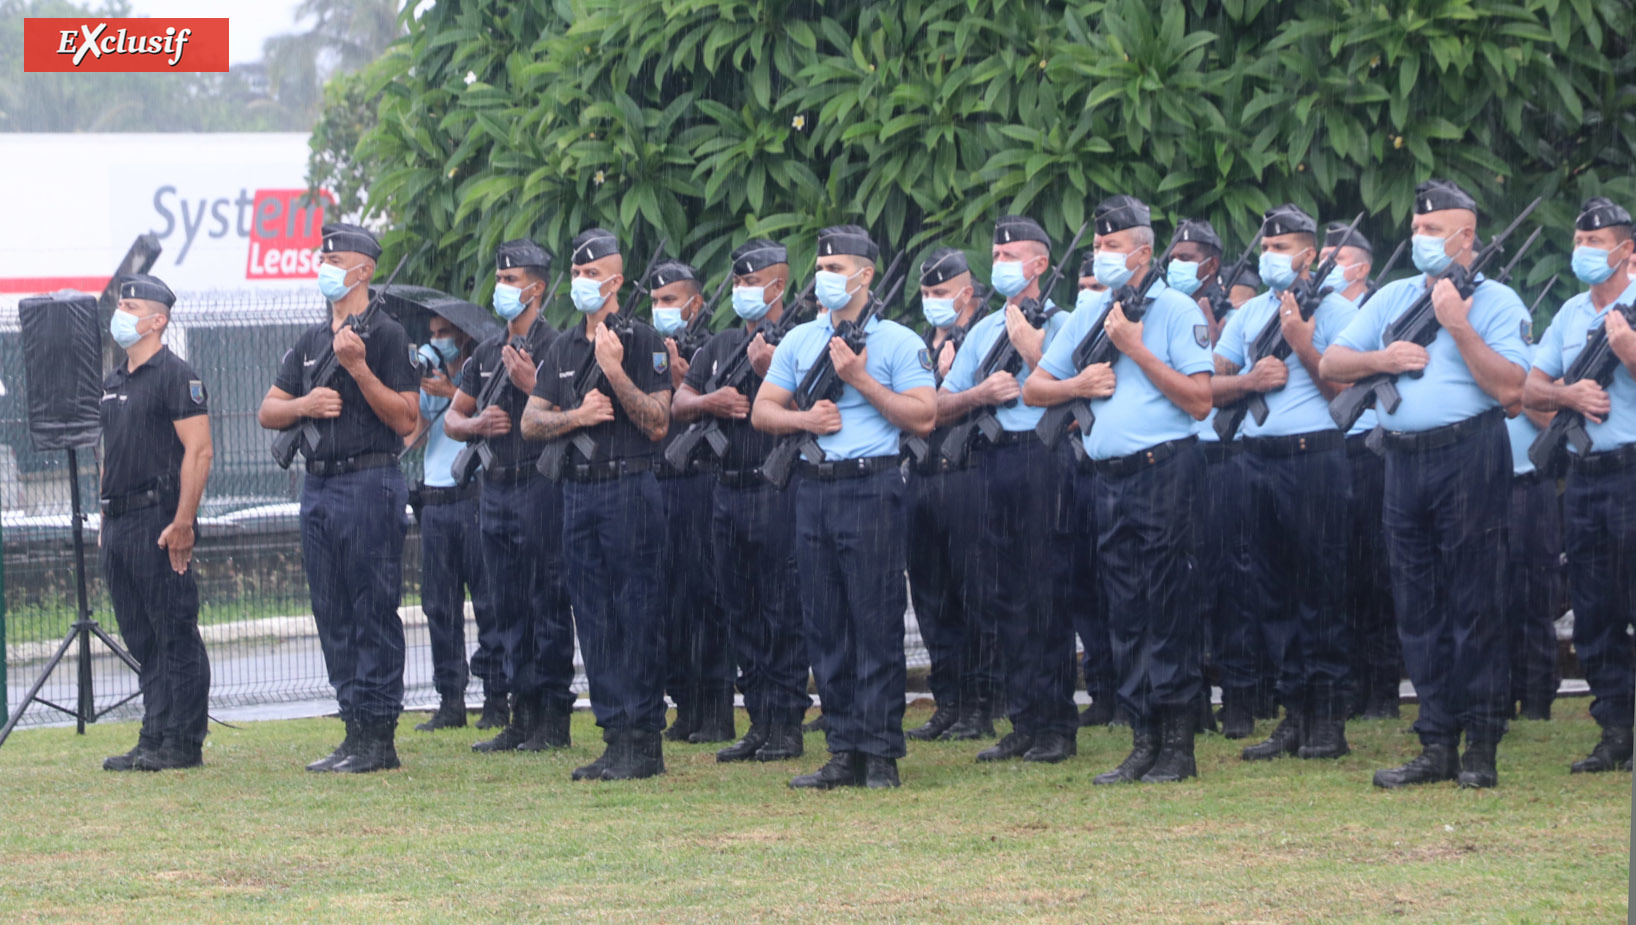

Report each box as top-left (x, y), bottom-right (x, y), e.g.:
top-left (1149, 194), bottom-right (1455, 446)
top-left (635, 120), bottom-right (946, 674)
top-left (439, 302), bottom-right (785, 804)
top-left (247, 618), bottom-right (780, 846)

top-left (1527, 281), bottom-right (1631, 476)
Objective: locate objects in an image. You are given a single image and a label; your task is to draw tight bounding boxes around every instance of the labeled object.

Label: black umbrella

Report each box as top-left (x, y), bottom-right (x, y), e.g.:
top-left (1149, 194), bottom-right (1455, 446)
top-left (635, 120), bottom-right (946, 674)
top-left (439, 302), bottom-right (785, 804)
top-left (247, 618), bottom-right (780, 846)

top-left (369, 284), bottom-right (502, 343)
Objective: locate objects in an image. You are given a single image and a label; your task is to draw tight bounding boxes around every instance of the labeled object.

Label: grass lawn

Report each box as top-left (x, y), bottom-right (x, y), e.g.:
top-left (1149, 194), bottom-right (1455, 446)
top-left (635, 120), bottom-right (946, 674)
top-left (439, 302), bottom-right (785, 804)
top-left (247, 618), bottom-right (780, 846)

top-left (0, 699), bottom-right (1627, 923)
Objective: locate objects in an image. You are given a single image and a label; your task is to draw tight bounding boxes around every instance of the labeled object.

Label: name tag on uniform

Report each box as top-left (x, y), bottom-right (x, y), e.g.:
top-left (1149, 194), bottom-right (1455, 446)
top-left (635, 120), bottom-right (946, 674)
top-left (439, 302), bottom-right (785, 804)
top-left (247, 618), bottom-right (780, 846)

top-left (558, 370), bottom-right (575, 379)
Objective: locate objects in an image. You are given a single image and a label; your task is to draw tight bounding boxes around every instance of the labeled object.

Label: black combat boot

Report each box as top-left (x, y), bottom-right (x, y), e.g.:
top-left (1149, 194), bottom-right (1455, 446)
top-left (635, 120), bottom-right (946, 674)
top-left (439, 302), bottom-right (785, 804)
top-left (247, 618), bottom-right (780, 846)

top-left (332, 723), bottom-right (401, 774)
top-left (103, 735), bottom-right (160, 772)
top-left (863, 754), bottom-right (900, 788)
top-left (1457, 739), bottom-right (1498, 789)
top-left (665, 697), bottom-right (701, 743)
top-left (474, 691), bottom-right (509, 730)
top-left (1140, 707), bottom-right (1197, 783)
top-left (133, 738), bottom-right (204, 771)
top-left (519, 702), bottom-right (571, 751)
top-left (572, 732), bottom-right (616, 782)
top-left (689, 695), bottom-right (736, 744)
top-left (756, 724), bottom-right (805, 762)
top-left (1241, 712), bottom-right (1303, 761)
top-left (975, 731), bottom-right (1034, 763)
top-left (1570, 726), bottom-right (1633, 774)
top-left (789, 751), bottom-right (863, 789)
top-left (1372, 742), bottom-right (1459, 788)
top-left (1022, 731), bottom-right (1077, 763)
top-left (943, 700), bottom-right (996, 740)
top-left (1516, 695), bottom-right (1552, 722)
top-left (472, 695), bottom-right (532, 753)
top-left (1092, 722), bottom-right (1159, 785)
top-left (905, 705), bottom-right (958, 741)
top-left (1252, 685), bottom-right (1278, 720)
top-left (1078, 697), bottom-right (1117, 727)
top-left (801, 714), bottom-right (827, 734)
top-left (306, 718), bottom-right (359, 772)
top-left (1217, 688), bottom-right (1255, 740)
top-left (1298, 717), bottom-right (1351, 760)
top-left (414, 693), bottom-right (467, 732)
top-left (601, 728), bottom-right (665, 781)
top-left (717, 724), bottom-right (770, 762)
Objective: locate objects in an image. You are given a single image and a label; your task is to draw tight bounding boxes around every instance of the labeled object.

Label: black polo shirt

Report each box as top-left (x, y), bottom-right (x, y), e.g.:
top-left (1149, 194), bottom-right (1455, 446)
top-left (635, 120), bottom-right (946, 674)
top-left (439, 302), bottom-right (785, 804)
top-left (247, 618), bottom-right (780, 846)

top-left (272, 313), bottom-right (418, 462)
top-left (531, 318), bottom-right (671, 463)
top-left (457, 320), bottom-right (560, 469)
top-left (679, 325), bottom-right (778, 470)
top-left (100, 346), bottom-right (208, 499)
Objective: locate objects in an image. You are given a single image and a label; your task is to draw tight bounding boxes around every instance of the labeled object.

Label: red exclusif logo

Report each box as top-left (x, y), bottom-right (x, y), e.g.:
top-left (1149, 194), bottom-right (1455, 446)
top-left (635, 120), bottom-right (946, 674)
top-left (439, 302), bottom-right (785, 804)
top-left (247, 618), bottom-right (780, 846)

top-left (23, 18), bottom-right (228, 72)
top-left (246, 190), bottom-right (334, 281)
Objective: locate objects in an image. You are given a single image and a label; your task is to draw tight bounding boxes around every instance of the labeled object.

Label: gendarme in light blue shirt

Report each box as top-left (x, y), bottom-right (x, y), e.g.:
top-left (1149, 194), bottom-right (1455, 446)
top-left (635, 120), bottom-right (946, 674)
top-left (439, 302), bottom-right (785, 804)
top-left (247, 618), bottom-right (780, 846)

top-left (1332, 273), bottom-right (1530, 433)
top-left (1533, 280), bottom-right (1636, 453)
top-left (1217, 285), bottom-right (1352, 438)
top-left (765, 313), bottom-right (936, 460)
top-left (942, 300), bottom-right (1070, 432)
top-left (1039, 278), bottom-right (1214, 460)
top-left (419, 366), bottom-right (464, 488)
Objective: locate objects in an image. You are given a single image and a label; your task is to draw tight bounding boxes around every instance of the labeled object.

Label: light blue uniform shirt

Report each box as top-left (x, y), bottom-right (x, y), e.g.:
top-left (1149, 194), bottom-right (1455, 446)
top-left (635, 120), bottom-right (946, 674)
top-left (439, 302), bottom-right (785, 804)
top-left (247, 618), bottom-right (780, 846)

top-left (943, 300), bottom-right (1070, 432)
top-left (1505, 345), bottom-right (1540, 475)
top-left (1196, 307), bottom-right (1233, 444)
top-left (1332, 274), bottom-right (1530, 433)
top-left (419, 366), bottom-right (463, 488)
top-left (1217, 286), bottom-right (1351, 438)
top-left (1533, 281), bottom-right (1636, 453)
top-left (1039, 279), bottom-right (1213, 460)
top-left (1332, 291), bottom-right (1377, 437)
top-left (766, 314), bottom-right (936, 460)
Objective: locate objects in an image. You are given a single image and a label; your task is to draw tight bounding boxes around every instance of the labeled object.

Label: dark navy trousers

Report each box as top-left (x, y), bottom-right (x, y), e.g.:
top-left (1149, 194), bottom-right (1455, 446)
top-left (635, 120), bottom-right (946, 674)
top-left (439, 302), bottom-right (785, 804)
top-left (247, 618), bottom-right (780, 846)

top-left (660, 471), bottom-right (732, 707)
top-left (1093, 443), bottom-right (1205, 725)
top-left (974, 439), bottom-right (1075, 737)
top-left (418, 494), bottom-right (503, 698)
top-left (481, 474), bottom-right (575, 713)
top-left (713, 479), bottom-right (810, 727)
top-left (1382, 414), bottom-right (1511, 746)
top-left (1564, 459), bottom-right (1636, 730)
top-left (100, 502), bottom-right (210, 747)
top-left (1058, 446), bottom-right (1114, 706)
top-left (906, 465), bottom-right (993, 712)
top-left (1507, 474), bottom-right (1562, 708)
top-left (794, 469), bottom-right (908, 759)
top-left (1198, 446), bottom-right (1257, 694)
top-left (299, 465), bottom-right (408, 725)
top-left (1237, 443), bottom-right (1352, 719)
top-left (561, 471), bottom-right (666, 733)
top-left (1345, 441), bottom-right (1402, 707)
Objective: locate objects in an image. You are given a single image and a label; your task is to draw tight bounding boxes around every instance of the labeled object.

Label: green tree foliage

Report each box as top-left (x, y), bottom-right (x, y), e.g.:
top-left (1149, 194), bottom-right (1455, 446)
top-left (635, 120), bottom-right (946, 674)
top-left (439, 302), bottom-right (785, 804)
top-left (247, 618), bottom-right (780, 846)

top-left (313, 0), bottom-right (1635, 326)
top-left (263, 0), bottom-right (403, 124)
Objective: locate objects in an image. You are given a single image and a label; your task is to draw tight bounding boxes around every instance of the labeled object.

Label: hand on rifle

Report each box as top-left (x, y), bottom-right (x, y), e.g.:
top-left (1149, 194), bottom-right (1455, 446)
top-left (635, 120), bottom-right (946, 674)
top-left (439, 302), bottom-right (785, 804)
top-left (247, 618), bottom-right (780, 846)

top-left (303, 386), bottom-right (343, 420)
top-left (1246, 356), bottom-right (1289, 393)
top-left (830, 338), bottom-right (871, 389)
top-left (473, 404), bottom-right (512, 437)
top-left (746, 333), bottom-right (775, 378)
top-left (802, 399), bottom-right (843, 435)
top-left (705, 386), bottom-right (751, 420)
top-left (1561, 379), bottom-right (1611, 424)
top-left (1277, 291), bottom-right (1316, 351)
top-left (593, 324), bottom-right (625, 376)
top-left (936, 340), bottom-right (957, 378)
top-left (577, 388), bottom-right (616, 427)
top-left (1430, 278), bottom-right (1474, 334)
top-left (501, 345), bottom-right (535, 393)
top-left (333, 326), bottom-right (367, 374)
top-left (1004, 304), bottom-right (1044, 358)
top-left (420, 370), bottom-right (456, 400)
top-left (1070, 363), bottom-right (1117, 399)
top-left (1606, 310), bottom-right (1636, 367)
top-left (975, 370), bottom-right (1021, 405)
top-left (1379, 341), bottom-right (1430, 375)
top-left (1105, 302), bottom-right (1144, 354)
top-left (665, 339), bottom-right (691, 385)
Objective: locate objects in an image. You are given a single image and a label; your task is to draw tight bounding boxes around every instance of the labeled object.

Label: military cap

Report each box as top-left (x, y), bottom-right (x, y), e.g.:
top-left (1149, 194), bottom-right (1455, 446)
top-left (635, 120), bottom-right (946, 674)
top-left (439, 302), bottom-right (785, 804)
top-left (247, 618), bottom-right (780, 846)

top-left (320, 222), bottom-right (381, 259)
top-left (116, 273), bottom-right (175, 308)
top-left (817, 224), bottom-right (878, 261)
top-left (1093, 195), bottom-right (1151, 235)
top-left (1576, 196), bottom-right (1632, 231)
top-left (570, 227), bottom-right (621, 265)
top-left (731, 239), bottom-right (787, 275)
top-left (1324, 221), bottom-right (1372, 254)
top-left (495, 238), bottom-right (553, 272)
top-left (648, 258), bottom-right (697, 290)
top-left (1172, 217), bottom-right (1223, 253)
top-left (1414, 179), bottom-right (1478, 215)
top-left (1079, 250), bottom-right (1097, 277)
top-left (1230, 268), bottom-right (1262, 291)
top-left (1260, 204), bottom-right (1317, 238)
top-left (994, 215), bottom-right (1050, 247)
top-left (919, 247), bottom-right (969, 287)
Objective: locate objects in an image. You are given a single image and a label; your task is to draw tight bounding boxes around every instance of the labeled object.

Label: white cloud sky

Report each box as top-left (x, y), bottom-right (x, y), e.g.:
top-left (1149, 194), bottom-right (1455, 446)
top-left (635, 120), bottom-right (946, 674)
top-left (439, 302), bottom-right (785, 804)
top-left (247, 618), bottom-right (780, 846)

top-left (121, 0), bottom-right (309, 65)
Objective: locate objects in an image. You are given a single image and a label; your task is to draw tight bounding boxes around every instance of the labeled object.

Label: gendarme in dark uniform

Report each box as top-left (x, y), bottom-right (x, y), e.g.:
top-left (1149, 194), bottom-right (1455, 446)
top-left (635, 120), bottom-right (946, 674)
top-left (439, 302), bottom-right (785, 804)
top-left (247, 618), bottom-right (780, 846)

top-left (259, 223), bottom-right (420, 774)
top-left (99, 273), bottom-right (213, 772)
top-left (523, 227), bottom-right (673, 781)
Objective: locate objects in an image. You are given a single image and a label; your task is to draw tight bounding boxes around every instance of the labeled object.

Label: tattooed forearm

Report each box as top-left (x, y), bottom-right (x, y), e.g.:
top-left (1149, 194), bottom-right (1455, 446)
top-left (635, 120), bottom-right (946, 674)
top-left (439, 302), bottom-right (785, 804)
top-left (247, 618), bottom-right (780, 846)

top-left (520, 396), bottom-right (579, 441)
top-left (610, 375), bottom-right (670, 441)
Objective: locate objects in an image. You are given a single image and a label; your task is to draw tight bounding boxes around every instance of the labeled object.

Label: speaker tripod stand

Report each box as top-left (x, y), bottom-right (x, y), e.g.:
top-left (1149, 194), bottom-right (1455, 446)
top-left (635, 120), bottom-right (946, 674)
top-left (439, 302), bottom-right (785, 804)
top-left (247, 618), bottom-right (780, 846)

top-left (0, 447), bottom-right (143, 749)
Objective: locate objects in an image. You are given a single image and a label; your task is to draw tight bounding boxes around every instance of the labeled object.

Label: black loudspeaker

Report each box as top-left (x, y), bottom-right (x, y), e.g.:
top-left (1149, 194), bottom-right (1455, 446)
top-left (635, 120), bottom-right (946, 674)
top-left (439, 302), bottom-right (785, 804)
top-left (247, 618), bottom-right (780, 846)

top-left (18, 291), bottom-right (103, 451)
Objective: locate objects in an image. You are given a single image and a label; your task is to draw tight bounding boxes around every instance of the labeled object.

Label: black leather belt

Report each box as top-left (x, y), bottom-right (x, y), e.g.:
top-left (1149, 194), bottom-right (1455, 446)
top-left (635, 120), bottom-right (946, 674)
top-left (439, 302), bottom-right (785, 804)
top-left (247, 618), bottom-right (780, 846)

top-left (1345, 432), bottom-right (1378, 457)
top-left (305, 452), bottom-right (396, 477)
top-left (1201, 441), bottom-right (1241, 464)
top-left (1569, 442), bottom-right (1636, 476)
top-left (99, 486), bottom-right (175, 518)
top-left (980, 429), bottom-right (1035, 449)
top-left (1512, 470), bottom-right (1547, 488)
top-left (1381, 408), bottom-right (1503, 454)
top-left (420, 483), bottom-right (478, 506)
top-left (561, 457), bottom-right (654, 483)
top-left (484, 462), bottom-right (537, 485)
top-left (1244, 430), bottom-right (1344, 458)
top-left (912, 456), bottom-right (967, 476)
top-left (717, 467), bottom-right (770, 490)
top-left (1090, 436), bottom-right (1197, 479)
top-left (657, 458), bottom-right (714, 480)
top-left (802, 455), bottom-right (900, 481)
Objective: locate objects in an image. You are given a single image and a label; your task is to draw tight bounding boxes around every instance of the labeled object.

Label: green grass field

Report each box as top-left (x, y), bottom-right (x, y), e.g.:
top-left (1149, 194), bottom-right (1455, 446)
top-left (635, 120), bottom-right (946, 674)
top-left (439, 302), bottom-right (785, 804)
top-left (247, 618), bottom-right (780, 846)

top-left (0, 700), bottom-right (1627, 923)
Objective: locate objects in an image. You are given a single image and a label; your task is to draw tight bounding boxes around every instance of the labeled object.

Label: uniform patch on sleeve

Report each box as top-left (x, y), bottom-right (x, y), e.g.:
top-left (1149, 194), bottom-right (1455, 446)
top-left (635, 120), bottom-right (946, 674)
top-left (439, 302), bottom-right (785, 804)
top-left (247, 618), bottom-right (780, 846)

top-left (1520, 319), bottom-right (1533, 344)
top-left (653, 351), bottom-right (669, 374)
top-left (917, 347), bottom-right (933, 371)
top-left (1193, 324), bottom-right (1209, 348)
top-left (188, 380), bottom-right (205, 405)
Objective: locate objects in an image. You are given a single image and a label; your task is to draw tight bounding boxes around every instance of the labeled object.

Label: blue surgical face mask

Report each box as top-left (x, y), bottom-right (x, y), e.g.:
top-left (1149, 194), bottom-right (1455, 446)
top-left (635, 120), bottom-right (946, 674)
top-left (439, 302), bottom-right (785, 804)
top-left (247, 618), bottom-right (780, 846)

top-left (1572, 246), bottom-right (1618, 285)
top-left (922, 296), bottom-right (958, 328)
top-left (1411, 234), bottom-right (1454, 275)
top-left (317, 262), bottom-right (361, 302)
top-left (1319, 262), bottom-right (1356, 293)
top-left (571, 276), bottom-right (608, 313)
top-left (110, 309), bottom-right (144, 348)
top-left (991, 260), bottom-right (1032, 298)
top-left (430, 337), bottom-right (460, 362)
top-left (815, 268), bottom-right (864, 311)
top-left (1259, 252), bottom-right (1302, 291)
top-left (493, 282), bottom-right (532, 321)
top-left (1093, 250), bottom-right (1134, 288)
top-left (732, 285), bottom-right (772, 321)
top-left (1075, 288), bottom-right (1100, 313)
top-left (652, 305), bottom-right (686, 336)
top-left (1166, 260), bottom-right (1204, 296)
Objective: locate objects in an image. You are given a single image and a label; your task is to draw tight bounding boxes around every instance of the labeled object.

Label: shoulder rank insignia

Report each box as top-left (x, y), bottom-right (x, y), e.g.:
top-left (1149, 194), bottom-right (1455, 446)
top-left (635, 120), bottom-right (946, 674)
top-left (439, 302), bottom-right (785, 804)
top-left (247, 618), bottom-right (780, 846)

top-left (188, 379), bottom-right (205, 405)
top-left (653, 351), bottom-right (669, 374)
top-left (1520, 319), bottom-right (1533, 345)
top-left (1194, 324), bottom-right (1209, 348)
top-left (917, 347), bottom-right (932, 371)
